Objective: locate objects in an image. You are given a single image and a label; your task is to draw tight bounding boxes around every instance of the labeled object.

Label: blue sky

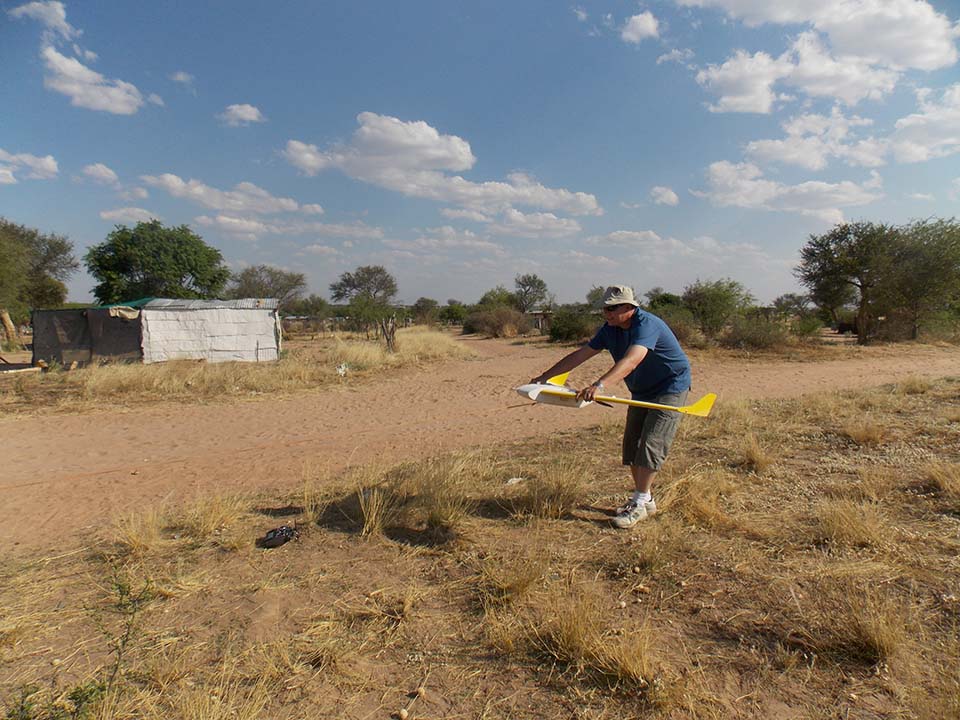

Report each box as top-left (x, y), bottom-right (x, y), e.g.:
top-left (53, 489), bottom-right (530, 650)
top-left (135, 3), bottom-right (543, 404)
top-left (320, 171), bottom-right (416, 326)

top-left (2, 1), bottom-right (958, 305)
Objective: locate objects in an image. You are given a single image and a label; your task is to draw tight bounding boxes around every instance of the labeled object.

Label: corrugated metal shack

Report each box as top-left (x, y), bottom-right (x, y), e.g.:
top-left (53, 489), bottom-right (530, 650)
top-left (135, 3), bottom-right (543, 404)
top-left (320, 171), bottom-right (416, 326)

top-left (32, 298), bottom-right (281, 366)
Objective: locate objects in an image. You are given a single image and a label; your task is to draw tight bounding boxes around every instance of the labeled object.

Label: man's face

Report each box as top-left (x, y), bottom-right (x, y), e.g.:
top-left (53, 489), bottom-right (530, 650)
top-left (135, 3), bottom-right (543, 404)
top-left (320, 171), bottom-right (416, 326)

top-left (602, 303), bottom-right (635, 328)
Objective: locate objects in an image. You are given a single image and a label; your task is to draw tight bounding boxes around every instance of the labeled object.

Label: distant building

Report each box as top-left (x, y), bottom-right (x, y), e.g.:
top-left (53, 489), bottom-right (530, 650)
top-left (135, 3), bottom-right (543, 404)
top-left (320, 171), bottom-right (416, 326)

top-left (32, 298), bottom-right (281, 366)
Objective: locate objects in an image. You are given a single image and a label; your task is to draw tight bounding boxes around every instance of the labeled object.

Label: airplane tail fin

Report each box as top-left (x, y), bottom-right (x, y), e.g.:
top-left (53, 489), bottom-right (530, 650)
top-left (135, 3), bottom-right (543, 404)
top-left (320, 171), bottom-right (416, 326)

top-left (546, 372), bottom-right (570, 386)
top-left (682, 393), bottom-right (717, 417)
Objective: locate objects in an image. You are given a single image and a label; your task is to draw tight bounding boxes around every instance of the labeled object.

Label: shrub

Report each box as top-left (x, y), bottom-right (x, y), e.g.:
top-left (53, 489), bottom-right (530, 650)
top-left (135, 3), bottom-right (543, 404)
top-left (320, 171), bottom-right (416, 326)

top-left (549, 308), bottom-right (597, 343)
top-left (463, 307), bottom-right (531, 338)
top-left (790, 314), bottom-right (823, 340)
top-left (720, 316), bottom-right (789, 350)
top-left (652, 305), bottom-right (706, 347)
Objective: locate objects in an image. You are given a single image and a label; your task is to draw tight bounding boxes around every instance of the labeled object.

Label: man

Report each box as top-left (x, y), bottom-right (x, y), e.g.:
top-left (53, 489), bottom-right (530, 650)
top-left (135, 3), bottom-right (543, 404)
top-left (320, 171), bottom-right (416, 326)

top-left (530, 285), bottom-right (691, 528)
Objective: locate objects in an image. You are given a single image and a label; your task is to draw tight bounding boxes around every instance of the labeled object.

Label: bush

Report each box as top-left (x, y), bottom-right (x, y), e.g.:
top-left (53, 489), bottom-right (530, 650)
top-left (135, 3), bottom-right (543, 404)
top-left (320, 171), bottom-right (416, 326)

top-left (463, 307), bottom-right (531, 338)
top-left (791, 314), bottom-right (823, 340)
top-left (549, 308), bottom-right (597, 343)
top-left (653, 305), bottom-right (707, 348)
top-left (720, 316), bottom-right (790, 350)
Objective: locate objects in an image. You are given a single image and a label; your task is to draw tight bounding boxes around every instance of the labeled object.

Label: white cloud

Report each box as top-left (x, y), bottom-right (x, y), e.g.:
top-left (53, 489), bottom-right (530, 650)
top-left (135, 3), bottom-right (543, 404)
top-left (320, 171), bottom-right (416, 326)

top-left (440, 208), bottom-right (491, 222)
top-left (170, 71), bottom-right (194, 85)
top-left (100, 207), bottom-right (160, 223)
top-left (300, 203), bottom-right (324, 215)
top-left (218, 103), bottom-right (266, 127)
top-left (194, 213), bottom-right (383, 241)
top-left (41, 45), bottom-right (143, 114)
top-left (621, 12), bottom-right (659, 43)
top-left (573, 7), bottom-right (588, 22)
top-left (657, 48), bottom-right (694, 65)
top-left (696, 50), bottom-right (790, 113)
top-left (785, 32), bottom-right (899, 106)
top-left (119, 187), bottom-right (149, 201)
top-left (675, 0), bottom-right (958, 70)
top-left (147, 93), bottom-right (164, 106)
top-left (746, 107), bottom-right (888, 170)
top-left (82, 162), bottom-right (118, 185)
top-left (302, 244), bottom-right (340, 256)
top-left (384, 226), bottom-right (506, 256)
top-left (650, 186), bottom-right (680, 205)
top-left (488, 209), bottom-right (581, 238)
top-left (586, 229), bottom-right (664, 248)
top-left (695, 160), bottom-right (882, 222)
top-left (73, 44), bottom-right (96, 62)
top-left (0, 148), bottom-right (59, 182)
top-left (891, 84), bottom-right (960, 163)
top-left (141, 173), bottom-right (300, 214)
top-left (283, 112), bottom-right (602, 216)
top-left (8, 1), bottom-right (78, 40)
top-left (907, 192), bottom-right (934, 201)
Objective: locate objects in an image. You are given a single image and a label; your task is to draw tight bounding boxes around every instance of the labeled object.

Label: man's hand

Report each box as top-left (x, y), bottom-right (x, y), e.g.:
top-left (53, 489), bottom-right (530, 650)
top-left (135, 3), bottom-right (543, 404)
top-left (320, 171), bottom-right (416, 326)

top-left (576, 382), bottom-right (602, 402)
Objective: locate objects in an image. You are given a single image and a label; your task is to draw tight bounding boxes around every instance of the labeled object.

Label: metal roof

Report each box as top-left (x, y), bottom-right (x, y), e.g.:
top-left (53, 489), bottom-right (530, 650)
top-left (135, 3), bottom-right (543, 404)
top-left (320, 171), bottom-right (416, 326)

top-left (143, 298), bottom-right (279, 310)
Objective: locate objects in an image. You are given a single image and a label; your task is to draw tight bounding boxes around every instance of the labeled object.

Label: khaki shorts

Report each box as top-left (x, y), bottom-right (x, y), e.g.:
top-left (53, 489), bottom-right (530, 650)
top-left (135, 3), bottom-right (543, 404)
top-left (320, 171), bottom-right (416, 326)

top-left (622, 391), bottom-right (688, 470)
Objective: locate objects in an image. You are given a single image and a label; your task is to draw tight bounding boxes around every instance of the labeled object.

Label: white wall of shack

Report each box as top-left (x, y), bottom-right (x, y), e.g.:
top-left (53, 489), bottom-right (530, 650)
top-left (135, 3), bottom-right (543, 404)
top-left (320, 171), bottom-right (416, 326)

top-left (141, 308), bottom-right (280, 364)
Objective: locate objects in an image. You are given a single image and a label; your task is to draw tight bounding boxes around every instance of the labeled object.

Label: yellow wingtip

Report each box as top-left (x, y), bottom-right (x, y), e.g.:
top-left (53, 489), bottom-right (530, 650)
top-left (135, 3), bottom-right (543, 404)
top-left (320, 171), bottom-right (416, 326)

top-left (546, 372), bottom-right (570, 386)
top-left (683, 393), bottom-right (717, 417)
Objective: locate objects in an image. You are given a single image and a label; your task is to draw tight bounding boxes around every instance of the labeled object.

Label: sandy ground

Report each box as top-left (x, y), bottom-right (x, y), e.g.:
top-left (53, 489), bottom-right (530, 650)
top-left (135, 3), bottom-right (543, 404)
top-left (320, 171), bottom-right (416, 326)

top-left (3, 336), bottom-right (959, 552)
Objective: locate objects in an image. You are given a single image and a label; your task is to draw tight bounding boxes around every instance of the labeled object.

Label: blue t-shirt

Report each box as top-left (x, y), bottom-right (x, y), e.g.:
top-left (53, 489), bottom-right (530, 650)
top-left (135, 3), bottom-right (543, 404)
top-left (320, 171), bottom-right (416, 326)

top-left (588, 308), bottom-right (691, 401)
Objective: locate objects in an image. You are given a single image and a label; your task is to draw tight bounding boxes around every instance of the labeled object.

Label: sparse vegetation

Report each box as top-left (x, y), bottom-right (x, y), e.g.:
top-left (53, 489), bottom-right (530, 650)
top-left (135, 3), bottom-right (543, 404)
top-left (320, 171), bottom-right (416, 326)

top-left (3, 377), bottom-right (960, 719)
top-left (0, 328), bottom-right (474, 415)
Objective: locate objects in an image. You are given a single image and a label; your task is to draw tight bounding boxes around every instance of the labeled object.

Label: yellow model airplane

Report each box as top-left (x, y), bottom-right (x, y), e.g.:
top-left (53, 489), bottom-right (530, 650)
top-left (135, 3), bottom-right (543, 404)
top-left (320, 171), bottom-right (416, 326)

top-left (515, 372), bottom-right (716, 417)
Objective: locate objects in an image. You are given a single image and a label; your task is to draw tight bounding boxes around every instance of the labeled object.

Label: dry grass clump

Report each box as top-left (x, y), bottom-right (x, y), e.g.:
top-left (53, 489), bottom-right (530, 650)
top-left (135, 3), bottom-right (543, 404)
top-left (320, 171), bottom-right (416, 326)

top-left (512, 460), bottom-right (585, 519)
top-left (918, 461), bottom-right (960, 500)
top-left (819, 590), bottom-right (908, 665)
top-left (401, 452), bottom-right (491, 539)
top-left (659, 467), bottom-right (737, 529)
top-left (739, 432), bottom-right (774, 473)
top-left (824, 467), bottom-right (898, 502)
top-left (692, 399), bottom-right (751, 440)
top-left (814, 499), bottom-right (887, 548)
top-left (898, 376), bottom-right (932, 395)
top-left (356, 483), bottom-right (400, 537)
top-left (176, 492), bottom-right (250, 542)
top-left (842, 418), bottom-right (886, 445)
top-left (113, 507), bottom-right (166, 556)
top-left (476, 551), bottom-right (548, 609)
top-left (528, 586), bottom-right (654, 690)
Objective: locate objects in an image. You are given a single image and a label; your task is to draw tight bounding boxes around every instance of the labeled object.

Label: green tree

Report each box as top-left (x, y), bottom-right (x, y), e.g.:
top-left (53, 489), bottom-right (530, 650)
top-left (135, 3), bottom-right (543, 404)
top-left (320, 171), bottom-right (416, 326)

top-left (411, 297), bottom-right (440, 324)
top-left (772, 293), bottom-right (811, 317)
top-left (476, 285), bottom-right (517, 308)
top-left (85, 221), bottom-right (230, 304)
top-left (585, 285), bottom-right (605, 309)
top-left (227, 264), bottom-right (307, 307)
top-left (330, 265), bottom-right (399, 351)
top-left (883, 218), bottom-right (960, 339)
top-left (439, 300), bottom-right (467, 324)
top-left (286, 293), bottom-right (330, 318)
top-left (795, 222), bottom-right (897, 344)
top-left (329, 265), bottom-right (397, 304)
top-left (0, 218), bottom-right (78, 343)
top-left (644, 286), bottom-right (683, 310)
top-left (681, 278), bottom-right (754, 339)
top-left (514, 273), bottom-right (548, 312)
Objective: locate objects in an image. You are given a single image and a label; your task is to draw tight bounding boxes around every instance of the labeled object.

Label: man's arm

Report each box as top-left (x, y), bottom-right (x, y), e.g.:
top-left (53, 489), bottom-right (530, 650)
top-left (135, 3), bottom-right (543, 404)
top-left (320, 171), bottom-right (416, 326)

top-left (530, 344), bottom-right (601, 384)
top-left (576, 344), bottom-right (648, 401)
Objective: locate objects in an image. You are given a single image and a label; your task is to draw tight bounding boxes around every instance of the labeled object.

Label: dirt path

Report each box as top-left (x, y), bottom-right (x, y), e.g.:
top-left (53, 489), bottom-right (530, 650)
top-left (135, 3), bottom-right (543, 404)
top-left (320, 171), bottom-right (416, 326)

top-left (4, 337), bottom-right (959, 552)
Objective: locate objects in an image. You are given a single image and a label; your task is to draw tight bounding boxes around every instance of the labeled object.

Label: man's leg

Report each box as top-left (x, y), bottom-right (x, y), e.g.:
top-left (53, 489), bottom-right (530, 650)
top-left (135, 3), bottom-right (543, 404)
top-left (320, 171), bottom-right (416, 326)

top-left (630, 464), bottom-right (656, 494)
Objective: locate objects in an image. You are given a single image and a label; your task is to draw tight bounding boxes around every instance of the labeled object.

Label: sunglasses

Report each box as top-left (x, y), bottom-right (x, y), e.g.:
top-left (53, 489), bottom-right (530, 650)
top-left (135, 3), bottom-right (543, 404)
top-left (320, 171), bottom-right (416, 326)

top-left (603, 303), bottom-right (630, 312)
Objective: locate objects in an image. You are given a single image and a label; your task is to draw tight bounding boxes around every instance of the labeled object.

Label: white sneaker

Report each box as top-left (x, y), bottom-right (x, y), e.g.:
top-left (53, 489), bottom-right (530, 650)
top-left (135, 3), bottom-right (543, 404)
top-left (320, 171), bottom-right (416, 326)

top-left (612, 500), bottom-right (652, 529)
top-left (616, 497), bottom-right (657, 516)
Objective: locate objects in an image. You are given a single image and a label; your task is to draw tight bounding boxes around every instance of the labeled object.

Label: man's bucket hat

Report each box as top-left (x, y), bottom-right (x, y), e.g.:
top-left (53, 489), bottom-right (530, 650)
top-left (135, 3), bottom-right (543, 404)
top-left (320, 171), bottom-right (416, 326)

top-left (602, 285), bottom-right (640, 307)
